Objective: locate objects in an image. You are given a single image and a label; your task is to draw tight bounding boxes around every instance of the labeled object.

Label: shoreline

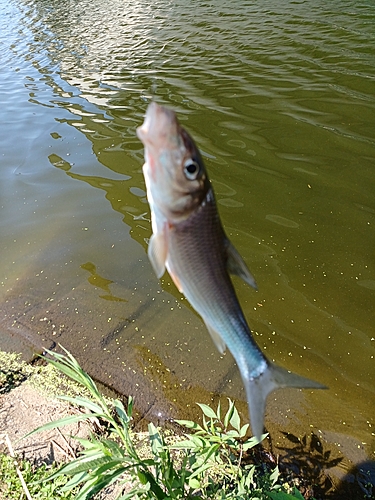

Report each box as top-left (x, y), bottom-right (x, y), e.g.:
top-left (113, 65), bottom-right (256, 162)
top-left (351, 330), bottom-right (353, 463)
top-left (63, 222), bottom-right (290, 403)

top-left (0, 350), bottom-right (373, 499)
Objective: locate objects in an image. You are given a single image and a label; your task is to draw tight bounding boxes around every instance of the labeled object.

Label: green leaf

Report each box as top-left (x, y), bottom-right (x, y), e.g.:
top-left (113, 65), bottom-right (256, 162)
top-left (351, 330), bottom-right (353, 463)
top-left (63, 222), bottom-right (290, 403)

top-left (225, 429), bottom-right (241, 439)
top-left (44, 358), bottom-right (82, 385)
top-left (73, 436), bottom-right (98, 450)
top-left (138, 471), bottom-right (149, 485)
top-left (216, 399), bottom-right (221, 419)
top-left (137, 470), bottom-right (165, 500)
top-left (242, 433), bottom-right (268, 450)
top-left (127, 395), bottom-right (133, 418)
top-left (202, 415), bottom-right (209, 432)
top-left (224, 399), bottom-right (235, 428)
top-left (113, 398), bottom-right (130, 424)
top-left (243, 464), bottom-right (256, 489)
top-left (269, 466), bottom-right (279, 486)
top-left (148, 422), bottom-right (164, 456)
top-left (188, 477), bottom-right (200, 489)
top-left (44, 346), bottom-right (102, 399)
top-left (197, 403), bottom-right (217, 420)
top-left (290, 487), bottom-right (305, 499)
top-left (60, 471), bottom-right (89, 491)
top-left (75, 466), bottom-right (128, 500)
top-left (139, 458), bottom-right (156, 467)
top-left (79, 446), bottom-right (107, 459)
top-left (57, 395), bottom-right (104, 414)
top-left (169, 439), bottom-right (199, 450)
top-left (56, 454), bottom-right (115, 475)
top-left (190, 435), bottom-right (209, 448)
top-left (201, 443), bottom-right (221, 464)
top-left (240, 423), bottom-right (249, 438)
top-left (229, 405), bottom-right (241, 432)
top-left (23, 413), bottom-right (101, 440)
top-left (267, 487), bottom-right (305, 499)
top-left (42, 451), bottom-right (123, 482)
top-left (119, 487), bottom-right (147, 500)
top-left (188, 462), bottom-right (211, 480)
top-left (101, 438), bottom-right (125, 458)
top-left (95, 461), bottom-right (127, 476)
top-left (175, 419), bottom-right (204, 432)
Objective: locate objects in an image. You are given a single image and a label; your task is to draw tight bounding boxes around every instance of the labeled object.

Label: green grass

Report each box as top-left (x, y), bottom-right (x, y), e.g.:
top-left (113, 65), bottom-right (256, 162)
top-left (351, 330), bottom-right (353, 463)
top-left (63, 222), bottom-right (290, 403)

top-left (0, 453), bottom-right (77, 499)
top-left (15, 346), bottom-right (306, 499)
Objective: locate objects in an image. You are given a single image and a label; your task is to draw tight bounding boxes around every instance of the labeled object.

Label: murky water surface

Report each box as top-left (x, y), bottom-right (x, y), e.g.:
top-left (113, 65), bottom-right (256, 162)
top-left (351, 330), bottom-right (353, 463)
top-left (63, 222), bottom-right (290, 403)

top-left (1, 0), bottom-right (374, 475)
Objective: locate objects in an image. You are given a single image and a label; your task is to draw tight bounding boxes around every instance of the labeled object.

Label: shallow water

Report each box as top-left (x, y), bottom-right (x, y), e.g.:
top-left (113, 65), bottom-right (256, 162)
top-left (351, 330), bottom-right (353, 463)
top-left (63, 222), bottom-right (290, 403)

top-left (1, 0), bottom-right (374, 473)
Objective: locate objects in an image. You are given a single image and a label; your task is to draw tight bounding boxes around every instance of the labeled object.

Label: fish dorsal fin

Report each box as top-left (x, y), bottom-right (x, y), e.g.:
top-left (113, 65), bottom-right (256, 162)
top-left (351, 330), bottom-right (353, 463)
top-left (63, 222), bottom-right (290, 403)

top-left (204, 320), bottom-right (226, 355)
top-left (226, 240), bottom-right (258, 290)
top-left (148, 232), bottom-right (168, 278)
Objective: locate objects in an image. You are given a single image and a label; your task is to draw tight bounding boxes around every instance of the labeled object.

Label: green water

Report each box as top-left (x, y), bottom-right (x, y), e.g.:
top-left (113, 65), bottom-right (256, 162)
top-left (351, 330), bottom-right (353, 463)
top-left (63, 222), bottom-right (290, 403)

top-left (1, 0), bottom-right (374, 472)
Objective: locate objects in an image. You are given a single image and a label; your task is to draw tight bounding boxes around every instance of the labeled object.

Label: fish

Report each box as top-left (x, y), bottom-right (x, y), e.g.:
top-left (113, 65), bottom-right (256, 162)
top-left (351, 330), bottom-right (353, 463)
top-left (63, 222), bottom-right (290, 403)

top-left (137, 102), bottom-right (326, 439)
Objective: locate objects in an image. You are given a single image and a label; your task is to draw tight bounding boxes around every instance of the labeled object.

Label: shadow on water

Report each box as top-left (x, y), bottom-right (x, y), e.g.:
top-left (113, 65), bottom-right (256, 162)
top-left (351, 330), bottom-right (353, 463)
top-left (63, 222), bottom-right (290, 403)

top-left (273, 431), bottom-right (375, 499)
top-left (332, 461), bottom-right (375, 500)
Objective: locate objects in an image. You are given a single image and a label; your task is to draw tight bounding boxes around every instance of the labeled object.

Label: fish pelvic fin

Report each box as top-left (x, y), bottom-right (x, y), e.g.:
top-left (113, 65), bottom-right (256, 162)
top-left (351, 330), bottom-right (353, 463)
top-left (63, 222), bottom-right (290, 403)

top-left (148, 232), bottom-right (167, 278)
top-left (243, 362), bottom-right (327, 440)
top-left (226, 240), bottom-right (258, 290)
top-left (204, 320), bottom-right (226, 354)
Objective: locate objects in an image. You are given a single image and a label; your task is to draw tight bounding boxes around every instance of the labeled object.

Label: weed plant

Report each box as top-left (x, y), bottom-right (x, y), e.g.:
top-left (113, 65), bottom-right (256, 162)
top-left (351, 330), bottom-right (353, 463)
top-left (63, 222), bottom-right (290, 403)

top-left (25, 347), bottom-right (306, 499)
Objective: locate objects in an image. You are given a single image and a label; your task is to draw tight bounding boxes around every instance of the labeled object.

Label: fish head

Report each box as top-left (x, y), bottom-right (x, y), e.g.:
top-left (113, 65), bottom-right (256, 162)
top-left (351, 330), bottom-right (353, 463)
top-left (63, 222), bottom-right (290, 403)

top-left (137, 102), bottom-right (210, 222)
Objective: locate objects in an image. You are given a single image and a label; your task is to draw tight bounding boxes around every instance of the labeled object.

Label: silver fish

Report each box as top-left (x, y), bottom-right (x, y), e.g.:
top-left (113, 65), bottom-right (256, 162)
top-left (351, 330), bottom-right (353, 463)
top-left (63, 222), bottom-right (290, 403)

top-left (137, 102), bottom-right (326, 438)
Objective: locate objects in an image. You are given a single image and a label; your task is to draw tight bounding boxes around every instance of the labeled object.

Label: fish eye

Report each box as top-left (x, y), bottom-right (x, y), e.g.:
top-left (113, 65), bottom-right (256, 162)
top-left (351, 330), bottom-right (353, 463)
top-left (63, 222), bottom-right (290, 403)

top-left (183, 159), bottom-right (200, 180)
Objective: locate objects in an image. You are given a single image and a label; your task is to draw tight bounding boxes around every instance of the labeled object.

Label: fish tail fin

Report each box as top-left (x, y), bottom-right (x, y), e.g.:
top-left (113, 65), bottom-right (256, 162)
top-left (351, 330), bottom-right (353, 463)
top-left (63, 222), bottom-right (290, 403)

top-left (244, 362), bottom-right (327, 440)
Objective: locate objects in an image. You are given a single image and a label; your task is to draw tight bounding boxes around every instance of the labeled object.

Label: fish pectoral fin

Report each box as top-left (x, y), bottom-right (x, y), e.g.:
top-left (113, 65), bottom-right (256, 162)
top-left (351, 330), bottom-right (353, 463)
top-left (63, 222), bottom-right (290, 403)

top-left (148, 232), bottom-right (167, 278)
top-left (204, 321), bottom-right (226, 355)
top-left (226, 241), bottom-right (258, 290)
top-left (243, 362), bottom-right (327, 440)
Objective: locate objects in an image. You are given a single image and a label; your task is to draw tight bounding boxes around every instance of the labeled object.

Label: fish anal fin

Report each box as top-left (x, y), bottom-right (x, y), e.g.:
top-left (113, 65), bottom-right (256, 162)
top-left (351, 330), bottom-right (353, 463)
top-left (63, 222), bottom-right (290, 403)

top-left (204, 321), bottom-right (226, 355)
top-left (148, 232), bottom-right (168, 278)
top-left (226, 241), bottom-right (258, 290)
top-left (242, 362), bottom-right (327, 440)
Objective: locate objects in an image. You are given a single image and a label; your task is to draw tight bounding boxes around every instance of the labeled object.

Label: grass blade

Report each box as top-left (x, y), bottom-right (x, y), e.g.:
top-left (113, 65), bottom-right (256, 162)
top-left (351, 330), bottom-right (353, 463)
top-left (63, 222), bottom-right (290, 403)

top-left (22, 413), bottom-right (101, 440)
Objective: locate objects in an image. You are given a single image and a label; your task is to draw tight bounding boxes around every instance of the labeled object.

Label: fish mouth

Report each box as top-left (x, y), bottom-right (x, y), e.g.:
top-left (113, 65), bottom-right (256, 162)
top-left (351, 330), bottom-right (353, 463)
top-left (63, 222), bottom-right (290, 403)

top-left (137, 102), bottom-right (183, 181)
top-left (136, 101), bottom-right (158, 142)
top-left (137, 102), bottom-right (179, 149)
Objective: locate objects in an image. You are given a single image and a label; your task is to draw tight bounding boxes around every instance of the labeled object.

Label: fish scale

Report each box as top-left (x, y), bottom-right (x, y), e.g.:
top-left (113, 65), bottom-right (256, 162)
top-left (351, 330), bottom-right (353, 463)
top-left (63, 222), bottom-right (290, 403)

top-left (167, 188), bottom-right (265, 374)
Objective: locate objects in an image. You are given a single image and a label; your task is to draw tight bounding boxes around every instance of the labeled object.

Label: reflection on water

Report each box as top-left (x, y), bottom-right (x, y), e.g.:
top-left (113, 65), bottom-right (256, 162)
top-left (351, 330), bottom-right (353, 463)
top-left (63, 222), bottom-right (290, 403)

top-left (265, 214), bottom-right (300, 228)
top-left (1, 0), bottom-right (374, 475)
